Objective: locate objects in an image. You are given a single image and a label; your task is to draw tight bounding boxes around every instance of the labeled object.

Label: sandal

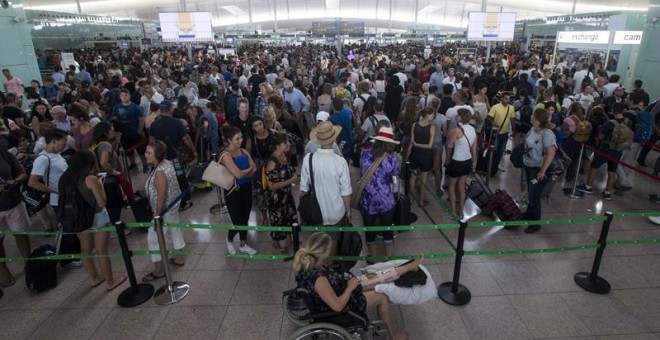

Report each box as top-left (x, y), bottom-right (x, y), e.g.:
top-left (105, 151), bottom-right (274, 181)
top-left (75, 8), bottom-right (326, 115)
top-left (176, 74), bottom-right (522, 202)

top-left (0, 276), bottom-right (16, 287)
top-left (169, 258), bottom-right (185, 267)
top-left (141, 272), bottom-right (165, 282)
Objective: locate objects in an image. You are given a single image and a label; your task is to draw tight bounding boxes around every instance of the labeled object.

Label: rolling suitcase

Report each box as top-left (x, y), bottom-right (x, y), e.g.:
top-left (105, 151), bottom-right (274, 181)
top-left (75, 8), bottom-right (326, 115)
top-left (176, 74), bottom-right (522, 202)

top-left (466, 173), bottom-right (493, 215)
top-left (487, 189), bottom-right (523, 221)
top-left (476, 127), bottom-right (498, 177)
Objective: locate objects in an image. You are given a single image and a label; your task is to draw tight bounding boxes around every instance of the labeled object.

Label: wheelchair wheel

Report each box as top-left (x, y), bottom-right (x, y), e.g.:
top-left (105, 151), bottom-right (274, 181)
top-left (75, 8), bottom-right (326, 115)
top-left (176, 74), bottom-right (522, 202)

top-left (288, 322), bottom-right (353, 340)
top-left (283, 293), bottom-right (310, 325)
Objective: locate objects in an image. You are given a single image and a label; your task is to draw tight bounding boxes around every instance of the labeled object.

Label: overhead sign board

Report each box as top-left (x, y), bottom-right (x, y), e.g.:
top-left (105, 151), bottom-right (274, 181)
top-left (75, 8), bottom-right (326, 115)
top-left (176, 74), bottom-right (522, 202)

top-left (613, 31), bottom-right (643, 45)
top-left (556, 31), bottom-right (610, 44)
top-left (312, 21), bottom-right (365, 36)
top-left (467, 12), bottom-right (517, 42)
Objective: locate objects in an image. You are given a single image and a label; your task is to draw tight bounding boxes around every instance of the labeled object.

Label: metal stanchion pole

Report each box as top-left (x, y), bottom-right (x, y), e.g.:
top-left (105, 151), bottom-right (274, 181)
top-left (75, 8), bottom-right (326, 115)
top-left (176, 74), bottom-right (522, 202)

top-left (486, 144), bottom-right (493, 186)
top-left (115, 222), bottom-right (154, 307)
top-left (292, 223), bottom-right (301, 254)
top-left (575, 211), bottom-right (613, 294)
top-left (404, 162), bottom-right (412, 198)
top-left (563, 142), bottom-right (586, 199)
top-left (437, 220), bottom-right (471, 305)
top-left (120, 148), bottom-right (133, 188)
top-left (152, 216), bottom-right (190, 305)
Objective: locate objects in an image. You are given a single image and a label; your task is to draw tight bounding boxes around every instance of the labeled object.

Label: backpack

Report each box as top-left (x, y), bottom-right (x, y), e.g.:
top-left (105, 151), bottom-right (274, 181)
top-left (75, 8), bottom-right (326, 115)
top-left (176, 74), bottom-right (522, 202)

top-left (609, 119), bottom-right (634, 151)
top-left (225, 93), bottom-right (239, 120)
top-left (571, 117), bottom-right (593, 143)
top-left (633, 110), bottom-right (653, 143)
top-left (336, 229), bottom-right (363, 271)
top-left (56, 180), bottom-right (96, 233)
top-left (334, 86), bottom-right (348, 100)
top-left (25, 244), bottom-right (58, 293)
top-left (582, 72), bottom-right (593, 86)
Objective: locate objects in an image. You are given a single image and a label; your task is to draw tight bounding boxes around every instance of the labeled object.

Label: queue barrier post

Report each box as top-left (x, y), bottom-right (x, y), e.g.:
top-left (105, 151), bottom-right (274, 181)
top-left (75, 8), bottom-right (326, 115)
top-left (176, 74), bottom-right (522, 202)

top-left (574, 211), bottom-right (613, 294)
top-left (437, 220), bottom-right (471, 305)
top-left (115, 221), bottom-right (154, 307)
top-left (153, 216), bottom-right (190, 305)
top-left (404, 162), bottom-right (412, 198)
top-left (562, 142), bottom-right (585, 199)
top-left (292, 223), bottom-right (301, 254)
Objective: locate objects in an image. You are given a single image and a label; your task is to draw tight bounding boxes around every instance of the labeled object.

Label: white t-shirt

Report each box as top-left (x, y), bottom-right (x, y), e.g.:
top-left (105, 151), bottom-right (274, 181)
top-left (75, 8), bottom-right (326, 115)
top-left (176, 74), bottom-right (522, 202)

top-left (31, 151), bottom-right (68, 206)
top-left (353, 94), bottom-right (371, 116)
top-left (602, 83), bottom-right (620, 98)
top-left (445, 104), bottom-right (474, 130)
top-left (453, 124), bottom-right (476, 162)
top-left (360, 114), bottom-right (391, 141)
top-left (300, 149), bottom-right (352, 226)
top-left (574, 93), bottom-right (595, 113)
top-left (394, 72), bottom-right (408, 91)
top-left (140, 92), bottom-right (164, 116)
top-left (572, 70), bottom-right (593, 94)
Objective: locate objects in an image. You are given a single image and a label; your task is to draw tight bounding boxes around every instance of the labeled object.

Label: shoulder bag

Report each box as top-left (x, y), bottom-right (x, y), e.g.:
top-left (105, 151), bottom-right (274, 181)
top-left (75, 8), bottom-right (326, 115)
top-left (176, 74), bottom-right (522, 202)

top-left (297, 153), bottom-right (323, 226)
top-left (202, 151), bottom-right (236, 191)
top-left (22, 154), bottom-right (50, 216)
top-left (351, 154), bottom-right (386, 209)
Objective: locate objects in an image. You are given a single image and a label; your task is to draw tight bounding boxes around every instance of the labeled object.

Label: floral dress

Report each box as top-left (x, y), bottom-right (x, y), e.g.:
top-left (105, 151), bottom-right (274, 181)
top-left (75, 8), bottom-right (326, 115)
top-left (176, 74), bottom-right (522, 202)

top-left (295, 266), bottom-right (368, 319)
top-left (265, 156), bottom-right (298, 240)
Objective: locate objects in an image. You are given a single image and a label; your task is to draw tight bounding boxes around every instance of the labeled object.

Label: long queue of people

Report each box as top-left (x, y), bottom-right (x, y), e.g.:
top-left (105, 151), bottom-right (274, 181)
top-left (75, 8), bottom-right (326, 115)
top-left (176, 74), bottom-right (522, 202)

top-left (0, 41), bottom-right (657, 292)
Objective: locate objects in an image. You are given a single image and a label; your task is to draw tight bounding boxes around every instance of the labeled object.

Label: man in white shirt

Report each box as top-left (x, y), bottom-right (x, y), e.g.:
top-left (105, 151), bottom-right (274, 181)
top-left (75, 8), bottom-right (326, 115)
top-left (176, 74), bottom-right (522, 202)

top-left (602, 74), bottom-right (622, 98)
top-left (300, 121), bottom-right (352, 251)
top-left (445, 90), bottom-right (474, 132)
top-left (572, 63), bottom-right (593, 94)
top-left (352, 82), bottom-right (372, 119)
top-left (442, 68), bottom-right (460, 93)
top-left (139, 82), bottom-right (164, 115)
top-left (238, 69), bottom-right (250, 90)
top-left (359, 100), bottom-right (391, 142)
top-left (574, 84), bottom-right (595, 113)
top-left (394, 66), bottom-right (408, 92)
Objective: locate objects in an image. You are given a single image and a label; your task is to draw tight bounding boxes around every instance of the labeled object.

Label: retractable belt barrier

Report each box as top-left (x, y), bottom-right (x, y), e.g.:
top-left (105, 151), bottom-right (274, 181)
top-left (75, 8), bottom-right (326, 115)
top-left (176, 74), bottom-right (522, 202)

top-left (585, 145), bottom-right (660, 181)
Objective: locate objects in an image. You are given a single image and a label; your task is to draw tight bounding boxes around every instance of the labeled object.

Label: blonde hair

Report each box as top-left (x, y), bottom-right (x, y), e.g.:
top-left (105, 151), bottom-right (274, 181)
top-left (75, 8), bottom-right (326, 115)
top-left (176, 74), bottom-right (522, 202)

top-left (293, 232), bottom-right (332, 273)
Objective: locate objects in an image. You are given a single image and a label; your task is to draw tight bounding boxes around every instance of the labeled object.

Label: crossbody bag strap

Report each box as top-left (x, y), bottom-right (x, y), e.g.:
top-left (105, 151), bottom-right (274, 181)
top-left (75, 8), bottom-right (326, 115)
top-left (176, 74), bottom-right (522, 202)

top-left (363, 155), bottom-right (386, 182)
top-left (309, 153), bottom-right (316, 197)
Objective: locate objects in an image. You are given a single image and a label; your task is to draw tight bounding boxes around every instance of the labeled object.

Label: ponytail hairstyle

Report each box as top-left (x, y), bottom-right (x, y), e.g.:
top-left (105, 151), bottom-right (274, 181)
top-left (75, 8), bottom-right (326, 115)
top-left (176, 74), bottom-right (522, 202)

top-left (533, 108), bottom-right (552, 130)
top-left (293, 232), bottom-right (332, 273)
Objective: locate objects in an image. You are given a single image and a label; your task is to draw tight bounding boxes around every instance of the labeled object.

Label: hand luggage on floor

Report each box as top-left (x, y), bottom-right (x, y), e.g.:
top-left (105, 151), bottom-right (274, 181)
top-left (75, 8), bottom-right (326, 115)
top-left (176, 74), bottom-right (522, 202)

top-left (476, 127), bottom-right (498, 177)
top-left (393, 192), bottom-right (417, 225)
top-left (131, 191), bottom-right (154, 223)
top-left (466, 173), bottom-right (493, 215)
top-left (25, 228), bottom-right (63, 293)
top-left (487, 189), bottom-right (523, 221)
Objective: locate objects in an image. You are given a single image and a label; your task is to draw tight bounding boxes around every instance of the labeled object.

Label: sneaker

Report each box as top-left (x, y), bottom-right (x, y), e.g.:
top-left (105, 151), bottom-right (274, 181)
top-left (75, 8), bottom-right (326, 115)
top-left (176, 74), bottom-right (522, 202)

top-left (576, 185), bottom-right (593, 194)
top-left (239, 244), bottom-right (257, 255)
top-left (226, 241), bottom-right (237, 255)
top-left (524, 226), bottom-right (541, 234)
top-left (178, 201), bottom-right (193, 212)
top-left (601, 191), bottom-right (612, 201)
top-left (62, 260), bottom-right (82, 269)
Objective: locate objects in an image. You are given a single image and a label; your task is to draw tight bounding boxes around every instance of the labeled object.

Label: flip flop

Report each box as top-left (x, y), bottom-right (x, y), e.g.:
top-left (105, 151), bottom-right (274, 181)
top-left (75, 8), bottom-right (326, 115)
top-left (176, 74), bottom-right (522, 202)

top-left (141, 272), bottom-right (165, 282)
top-left (169, 259), bottom-right (185, 267)
top-left (107, 276), bottom-right (127, 292)
top-left (91, 278), bottom-right (106, 288)
top-left (0, 276), bottom-right (16, 288)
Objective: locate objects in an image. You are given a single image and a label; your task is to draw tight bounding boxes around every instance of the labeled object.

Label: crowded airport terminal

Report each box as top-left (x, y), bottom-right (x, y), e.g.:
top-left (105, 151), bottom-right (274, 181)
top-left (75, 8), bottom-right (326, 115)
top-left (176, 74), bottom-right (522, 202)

top-left (1, 0), bottom-right (660, 338)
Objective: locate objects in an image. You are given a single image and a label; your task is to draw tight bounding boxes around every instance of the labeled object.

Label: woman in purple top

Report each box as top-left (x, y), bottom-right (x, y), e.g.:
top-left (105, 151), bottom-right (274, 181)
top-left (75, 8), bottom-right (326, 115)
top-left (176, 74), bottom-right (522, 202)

top-left (359, 125), bottom-right (399, 258)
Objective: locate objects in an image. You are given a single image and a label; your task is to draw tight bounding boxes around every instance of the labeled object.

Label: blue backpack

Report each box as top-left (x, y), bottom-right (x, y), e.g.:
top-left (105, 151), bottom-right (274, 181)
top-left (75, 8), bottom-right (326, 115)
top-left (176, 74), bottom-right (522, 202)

top-left (633, 110), bottom-right (653, 143)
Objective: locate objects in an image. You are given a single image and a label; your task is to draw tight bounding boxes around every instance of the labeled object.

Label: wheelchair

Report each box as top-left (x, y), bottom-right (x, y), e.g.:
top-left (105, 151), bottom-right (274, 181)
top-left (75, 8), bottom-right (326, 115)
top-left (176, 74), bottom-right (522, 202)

top-left (283, 288), bottom-right (388, 340)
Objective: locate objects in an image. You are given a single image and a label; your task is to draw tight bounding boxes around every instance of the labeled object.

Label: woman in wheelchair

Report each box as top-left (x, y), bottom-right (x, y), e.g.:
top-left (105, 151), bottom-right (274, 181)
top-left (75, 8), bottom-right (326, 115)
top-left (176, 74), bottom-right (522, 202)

top-left (293, 232), bottom-right (422, 340)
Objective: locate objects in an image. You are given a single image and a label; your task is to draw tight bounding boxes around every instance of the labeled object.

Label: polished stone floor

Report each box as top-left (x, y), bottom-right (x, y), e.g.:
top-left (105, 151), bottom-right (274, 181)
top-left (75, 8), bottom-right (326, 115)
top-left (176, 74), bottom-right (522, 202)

top-left (1, 150), bottom-right (659, 340)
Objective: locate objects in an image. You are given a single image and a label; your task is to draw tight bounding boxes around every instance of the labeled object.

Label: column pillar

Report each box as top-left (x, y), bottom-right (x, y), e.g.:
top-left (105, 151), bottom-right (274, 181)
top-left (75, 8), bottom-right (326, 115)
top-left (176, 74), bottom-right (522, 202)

top-left (632, 0), bottom-right (660, 97)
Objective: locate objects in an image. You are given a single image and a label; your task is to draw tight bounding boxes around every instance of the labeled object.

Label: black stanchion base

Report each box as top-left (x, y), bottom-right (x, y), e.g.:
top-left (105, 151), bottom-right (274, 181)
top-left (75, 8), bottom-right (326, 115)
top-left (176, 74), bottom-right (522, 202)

top-left (562, 188), bottom-right (585, 199)
top-left (437, 282), bottom-right (471, 306)
top-left (574, 272), bottom-right (611, 294)
top-left (117, 283), bottom-right (155, 307)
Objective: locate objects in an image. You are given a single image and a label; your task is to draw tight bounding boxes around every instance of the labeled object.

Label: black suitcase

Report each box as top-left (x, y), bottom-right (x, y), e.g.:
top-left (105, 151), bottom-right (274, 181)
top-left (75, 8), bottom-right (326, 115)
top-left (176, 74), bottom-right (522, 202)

top-left (466, 173), bottom-right (493, 215)
top-left (131, 191), bottom-right (153, 223)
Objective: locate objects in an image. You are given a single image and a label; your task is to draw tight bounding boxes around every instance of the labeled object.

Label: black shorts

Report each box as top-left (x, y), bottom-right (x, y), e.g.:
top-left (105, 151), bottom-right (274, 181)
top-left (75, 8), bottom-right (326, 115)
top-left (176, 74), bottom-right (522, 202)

top-left (409, 148), bottom-right (433, 172)
top-left (446, 159), bottom-right (472, 178)
top-left (591, 145), bottom-right (622, 172)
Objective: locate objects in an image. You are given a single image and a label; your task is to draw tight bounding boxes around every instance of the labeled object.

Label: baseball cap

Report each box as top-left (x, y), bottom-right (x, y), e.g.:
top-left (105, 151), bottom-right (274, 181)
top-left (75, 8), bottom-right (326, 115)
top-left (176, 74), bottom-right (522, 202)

top-left (316, 111), bottom-right (330, 122)
top-left (159, 100), bottom-right (174, 110)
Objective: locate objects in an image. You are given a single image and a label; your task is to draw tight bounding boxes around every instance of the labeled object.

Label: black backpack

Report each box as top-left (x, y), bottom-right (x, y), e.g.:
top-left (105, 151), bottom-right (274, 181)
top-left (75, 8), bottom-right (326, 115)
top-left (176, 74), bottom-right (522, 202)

top-left (336, 228), bottom-right (363, 271)
top-left (57, 180), bottom-right (95, 233)
top-left (25, 244), bottom-right (58, 292)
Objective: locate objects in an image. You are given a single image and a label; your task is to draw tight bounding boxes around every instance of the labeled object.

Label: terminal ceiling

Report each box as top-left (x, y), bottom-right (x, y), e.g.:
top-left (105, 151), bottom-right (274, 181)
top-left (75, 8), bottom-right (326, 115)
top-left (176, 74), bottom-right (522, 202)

top-left (25, 0), bottom-right (650, 31)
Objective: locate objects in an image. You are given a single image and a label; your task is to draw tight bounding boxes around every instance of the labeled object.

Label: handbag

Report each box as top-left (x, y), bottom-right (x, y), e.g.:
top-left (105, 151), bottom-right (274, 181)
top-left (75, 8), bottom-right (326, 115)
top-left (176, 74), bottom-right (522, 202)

top-left (202, 151), bottom-right (236, 191)
top-left (297, 153), bottom-right (323, 226)
top-left (510, 142), bottom-right (525, 168)
top-left (351, 154), bottom-right (386, 209)
top-left (547, 146), bottom-right (571, 176)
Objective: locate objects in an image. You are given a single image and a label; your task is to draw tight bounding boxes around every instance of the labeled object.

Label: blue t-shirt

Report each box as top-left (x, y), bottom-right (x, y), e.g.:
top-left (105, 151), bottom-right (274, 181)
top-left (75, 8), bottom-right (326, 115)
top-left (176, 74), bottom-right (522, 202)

top-left (233, 152), bottom-right (251, 185)
top-left (111, 102), bottom-right (144, 135)
top-left (150, 116), bottom-right (187, 160)
top-left (328, 109), bottom-right (354, 149)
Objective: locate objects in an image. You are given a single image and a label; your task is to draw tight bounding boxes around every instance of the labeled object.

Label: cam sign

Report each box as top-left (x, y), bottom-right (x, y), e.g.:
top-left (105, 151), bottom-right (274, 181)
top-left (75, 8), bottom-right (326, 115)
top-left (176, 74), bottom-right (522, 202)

top-left (613, 31), bottom-right (643, 45)
top-left (557, 31), bottom-right (610, 44)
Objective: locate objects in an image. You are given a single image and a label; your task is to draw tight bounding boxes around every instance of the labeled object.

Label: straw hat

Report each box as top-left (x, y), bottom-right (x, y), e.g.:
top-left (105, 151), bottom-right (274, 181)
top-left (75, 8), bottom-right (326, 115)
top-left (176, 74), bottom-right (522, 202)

top-left (310, 121), bottom-right (342, 145)
top-left (371, 126), bottom-right (400, 145)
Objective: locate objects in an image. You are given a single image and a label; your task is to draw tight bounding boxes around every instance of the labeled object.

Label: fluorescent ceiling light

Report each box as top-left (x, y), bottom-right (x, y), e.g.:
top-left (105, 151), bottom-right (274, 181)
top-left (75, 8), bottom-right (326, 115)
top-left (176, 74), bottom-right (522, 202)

top-left (222, 5), bottom-right (247, 16)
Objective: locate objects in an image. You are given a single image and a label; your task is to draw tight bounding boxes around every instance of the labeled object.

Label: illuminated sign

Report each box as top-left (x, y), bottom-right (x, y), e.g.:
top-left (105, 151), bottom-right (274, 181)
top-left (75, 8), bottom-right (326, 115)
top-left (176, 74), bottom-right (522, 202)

top-left (556, 31), bottom-right (610, 44)
top-left (613, 31), bottom-right (643, 45)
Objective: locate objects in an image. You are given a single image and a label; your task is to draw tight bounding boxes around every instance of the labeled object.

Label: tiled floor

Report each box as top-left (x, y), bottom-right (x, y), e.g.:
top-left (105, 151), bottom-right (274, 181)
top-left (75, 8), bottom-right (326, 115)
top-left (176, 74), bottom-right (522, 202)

top-left (1, 150), bottom-right (660, 340)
